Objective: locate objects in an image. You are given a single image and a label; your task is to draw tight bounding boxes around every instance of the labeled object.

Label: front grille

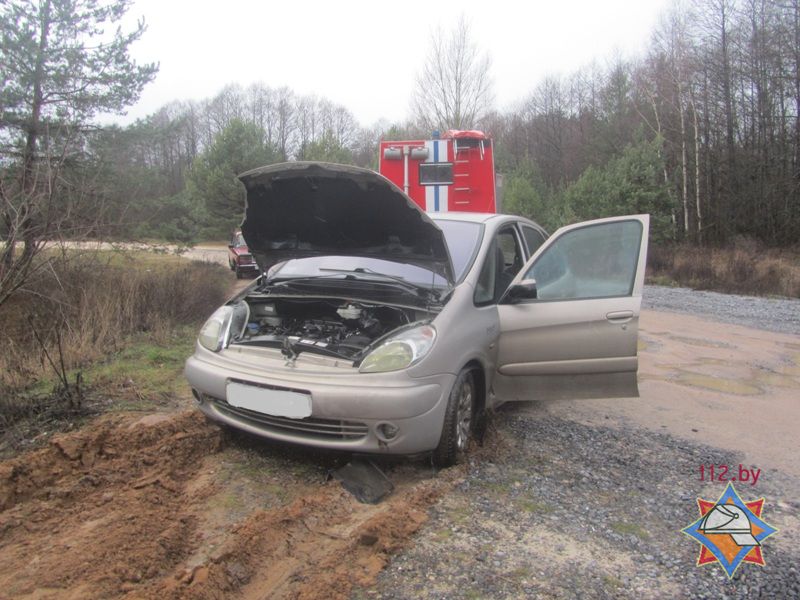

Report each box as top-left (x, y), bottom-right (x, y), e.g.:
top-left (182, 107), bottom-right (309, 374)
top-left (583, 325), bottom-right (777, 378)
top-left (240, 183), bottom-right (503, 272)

top-left (210, 397), bottom-right (368, 441)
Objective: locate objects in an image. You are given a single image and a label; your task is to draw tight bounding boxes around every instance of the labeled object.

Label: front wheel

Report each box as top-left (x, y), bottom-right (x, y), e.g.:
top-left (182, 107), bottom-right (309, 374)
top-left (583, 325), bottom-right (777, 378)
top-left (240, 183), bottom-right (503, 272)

top-left (432, 369), bottom-right (476, 467)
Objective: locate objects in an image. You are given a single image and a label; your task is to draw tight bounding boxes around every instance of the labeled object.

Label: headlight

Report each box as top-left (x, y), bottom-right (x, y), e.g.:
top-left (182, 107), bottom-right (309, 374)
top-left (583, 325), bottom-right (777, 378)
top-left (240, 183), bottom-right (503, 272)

top-left (198, 306), bottom-right (233, 352)
top-left (198, 302), bottom-right (249, 352)
top-left (359, 325), bottom-right (436, 373)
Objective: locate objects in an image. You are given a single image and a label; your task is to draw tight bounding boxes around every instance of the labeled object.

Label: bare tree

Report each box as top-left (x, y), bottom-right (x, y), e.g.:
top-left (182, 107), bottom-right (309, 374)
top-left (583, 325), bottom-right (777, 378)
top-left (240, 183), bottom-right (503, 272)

top-left (411, 16), bottom-right (494, 132)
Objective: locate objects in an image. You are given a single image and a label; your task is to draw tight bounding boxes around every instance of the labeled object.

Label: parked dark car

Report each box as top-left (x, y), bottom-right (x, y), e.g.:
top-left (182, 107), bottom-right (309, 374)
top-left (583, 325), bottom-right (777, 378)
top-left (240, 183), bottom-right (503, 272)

top-left (228, 230), bottom-right (259, 278)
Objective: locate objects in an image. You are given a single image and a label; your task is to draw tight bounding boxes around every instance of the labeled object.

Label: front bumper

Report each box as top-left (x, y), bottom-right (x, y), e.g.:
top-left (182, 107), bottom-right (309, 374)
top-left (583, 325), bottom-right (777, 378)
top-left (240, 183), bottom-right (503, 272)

top-left (185, 348), bottom-right (455, 455)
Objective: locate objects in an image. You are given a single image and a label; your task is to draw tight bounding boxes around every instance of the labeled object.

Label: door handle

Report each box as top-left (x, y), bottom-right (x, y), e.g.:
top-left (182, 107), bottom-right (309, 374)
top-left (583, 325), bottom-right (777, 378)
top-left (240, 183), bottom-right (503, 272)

top-left (606, 310), bottom-right (634, 323)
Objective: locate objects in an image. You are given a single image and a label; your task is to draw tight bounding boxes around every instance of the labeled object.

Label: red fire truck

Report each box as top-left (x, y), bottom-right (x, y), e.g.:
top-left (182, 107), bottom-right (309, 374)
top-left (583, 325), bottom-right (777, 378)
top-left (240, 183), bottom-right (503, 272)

top-left (378, 130), bottom-right (496, 213)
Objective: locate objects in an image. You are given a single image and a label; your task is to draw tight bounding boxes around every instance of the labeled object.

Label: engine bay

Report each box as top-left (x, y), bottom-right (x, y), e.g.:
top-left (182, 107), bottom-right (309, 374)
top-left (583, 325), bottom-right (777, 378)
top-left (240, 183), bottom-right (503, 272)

top-left (234, 298), bottom-right (425, 360)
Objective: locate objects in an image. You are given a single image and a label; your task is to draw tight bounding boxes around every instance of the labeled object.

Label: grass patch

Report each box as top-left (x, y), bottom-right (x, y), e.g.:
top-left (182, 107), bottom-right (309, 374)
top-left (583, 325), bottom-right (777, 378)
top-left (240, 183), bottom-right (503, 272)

top-left (480, 481), bottom-right (512, 496)
top-left (83, 326), bottom-right (199, 404)
top-left (517, 498), bottom-right (554, 514)
top-left (0, 250), bottom-right (231, 453)
top-left (509, 566), bottom-right (532, 580)
top-left (231, 453), bottom-right (278, 480)
top-left (610, 521), bottom-right (650, 540)
top-left (446, 503), bottom-right (474, 525)
top-left (434, 527), bottom-right (454, 540)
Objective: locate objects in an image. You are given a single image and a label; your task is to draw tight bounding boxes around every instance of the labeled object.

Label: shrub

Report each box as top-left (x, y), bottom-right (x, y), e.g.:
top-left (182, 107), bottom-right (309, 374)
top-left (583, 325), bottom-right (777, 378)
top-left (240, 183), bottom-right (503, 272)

top-left (0, 251), bottom-right (230, 391)
top-left (647, 240), bottom-right (800, 298)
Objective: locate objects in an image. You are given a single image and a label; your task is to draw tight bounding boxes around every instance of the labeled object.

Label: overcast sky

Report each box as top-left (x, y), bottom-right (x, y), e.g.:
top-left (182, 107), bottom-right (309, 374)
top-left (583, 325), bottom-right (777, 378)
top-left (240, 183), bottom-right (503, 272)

top-left (115, 0), bottom-right (673, 126)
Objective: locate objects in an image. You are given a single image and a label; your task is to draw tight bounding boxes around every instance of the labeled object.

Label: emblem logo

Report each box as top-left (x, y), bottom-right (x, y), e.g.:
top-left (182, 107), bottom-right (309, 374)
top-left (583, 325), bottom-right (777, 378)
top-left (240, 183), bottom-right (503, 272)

top-left (682, 482), bottom-right (778, 578)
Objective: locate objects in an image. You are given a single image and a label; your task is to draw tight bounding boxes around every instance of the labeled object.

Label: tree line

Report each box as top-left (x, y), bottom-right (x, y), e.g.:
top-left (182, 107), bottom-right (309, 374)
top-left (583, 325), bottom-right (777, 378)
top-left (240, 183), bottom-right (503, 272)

top-left (2, 0), bottom-right (799, 308)
top-left (492, 0), bottom-right (800, 247)
top-left (90, 84), bottom-right (385, 240)
top-left (89, 0), bottom-right (800, 247)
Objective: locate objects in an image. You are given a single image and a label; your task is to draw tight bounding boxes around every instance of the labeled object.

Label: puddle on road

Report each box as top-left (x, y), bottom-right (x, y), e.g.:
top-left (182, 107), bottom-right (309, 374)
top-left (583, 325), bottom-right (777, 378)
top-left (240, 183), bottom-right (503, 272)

top-left (781, 352), bottom-right (800, 376)
top-left (667, 335), bottom-right (735, 349)
top-left (756, 372), bottom-right (799, 388)
top-left (671, 372), bottom-right (763, 395)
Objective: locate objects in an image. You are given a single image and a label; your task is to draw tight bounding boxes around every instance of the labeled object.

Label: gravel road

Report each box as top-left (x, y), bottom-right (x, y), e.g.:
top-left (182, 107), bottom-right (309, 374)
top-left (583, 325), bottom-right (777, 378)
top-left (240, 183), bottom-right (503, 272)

top-left (366, 287), bottom-right (800, 599)
top-left (370, 410), bottom-right (800, 599)
top-left (643, 285), bottom-right (800, 335)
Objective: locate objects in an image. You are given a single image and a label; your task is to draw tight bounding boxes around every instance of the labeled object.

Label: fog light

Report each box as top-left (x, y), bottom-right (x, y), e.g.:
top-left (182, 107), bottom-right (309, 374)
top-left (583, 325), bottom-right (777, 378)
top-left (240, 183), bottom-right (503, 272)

top-left (376, 422), bottom-right (399, 442)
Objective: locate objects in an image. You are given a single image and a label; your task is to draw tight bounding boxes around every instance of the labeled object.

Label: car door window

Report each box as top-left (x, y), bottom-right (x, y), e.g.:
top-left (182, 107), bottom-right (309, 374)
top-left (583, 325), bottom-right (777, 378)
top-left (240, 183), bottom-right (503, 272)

top-left (524, 220), bottom-right (642, 301)
top-left (474, 238), bottom-right (497, 305)
top-left (474, 227), bottom-right (525, 305)
top-left (521, 225), bottom-right (546, 257)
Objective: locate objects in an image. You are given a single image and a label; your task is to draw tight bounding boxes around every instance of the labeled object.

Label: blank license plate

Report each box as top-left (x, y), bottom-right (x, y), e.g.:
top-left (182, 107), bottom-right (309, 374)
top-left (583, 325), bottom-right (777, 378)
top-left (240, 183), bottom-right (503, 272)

top-left (226, 382), bottom-right (312, 419)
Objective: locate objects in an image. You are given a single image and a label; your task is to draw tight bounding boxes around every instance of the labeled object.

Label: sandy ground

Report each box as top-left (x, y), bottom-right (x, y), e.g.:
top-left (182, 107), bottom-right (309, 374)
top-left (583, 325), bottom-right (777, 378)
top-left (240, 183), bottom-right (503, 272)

top-left (182, 245), bottom-right (230, 266)
top-left (540, 309), bottom-right (800, 478)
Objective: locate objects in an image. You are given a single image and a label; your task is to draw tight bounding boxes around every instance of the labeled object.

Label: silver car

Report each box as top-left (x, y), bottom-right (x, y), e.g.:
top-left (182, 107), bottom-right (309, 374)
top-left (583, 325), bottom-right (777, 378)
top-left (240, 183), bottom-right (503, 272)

top-left (185, 162), bottom-right (649, 466)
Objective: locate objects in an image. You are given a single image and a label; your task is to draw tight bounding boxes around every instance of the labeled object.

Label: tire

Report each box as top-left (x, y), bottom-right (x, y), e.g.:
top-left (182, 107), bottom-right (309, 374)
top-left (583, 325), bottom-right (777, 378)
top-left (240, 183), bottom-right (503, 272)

top-left (432, 369), bottom-right (476, 467)
top-left (229, 258), bottom-right (235, 271)
top-left (235, 264), bottom-right (243, 279)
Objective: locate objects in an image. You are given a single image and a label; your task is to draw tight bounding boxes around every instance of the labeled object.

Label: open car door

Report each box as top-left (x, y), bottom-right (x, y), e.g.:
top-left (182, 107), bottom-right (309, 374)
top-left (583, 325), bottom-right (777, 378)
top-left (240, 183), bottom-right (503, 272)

top-left (494, 215), bottom-right (649, 401)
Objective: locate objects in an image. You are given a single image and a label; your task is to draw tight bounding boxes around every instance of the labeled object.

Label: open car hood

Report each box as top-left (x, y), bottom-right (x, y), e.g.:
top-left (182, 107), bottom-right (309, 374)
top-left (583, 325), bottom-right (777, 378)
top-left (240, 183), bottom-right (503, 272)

top-left (238, 162), bottom-right (454, 284)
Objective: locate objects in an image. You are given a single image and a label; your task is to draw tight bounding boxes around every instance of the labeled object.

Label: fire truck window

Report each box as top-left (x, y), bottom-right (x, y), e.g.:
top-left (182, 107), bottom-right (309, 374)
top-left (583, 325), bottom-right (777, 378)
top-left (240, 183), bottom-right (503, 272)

top-left (419, 163), bottom-right (453, 185)
top-left (521, 225), bottom-right (546, 256)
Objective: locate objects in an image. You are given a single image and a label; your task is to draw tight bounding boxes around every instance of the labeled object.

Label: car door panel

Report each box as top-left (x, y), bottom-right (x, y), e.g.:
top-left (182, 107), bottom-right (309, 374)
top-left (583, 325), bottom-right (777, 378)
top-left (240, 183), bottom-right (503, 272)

top-left (494, 215), bottom-right (649, 401)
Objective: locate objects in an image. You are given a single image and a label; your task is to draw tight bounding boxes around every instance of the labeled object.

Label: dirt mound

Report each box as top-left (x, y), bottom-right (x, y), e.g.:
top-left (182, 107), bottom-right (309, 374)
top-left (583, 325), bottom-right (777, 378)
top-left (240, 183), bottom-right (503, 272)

top-left (0, 411), bottom-right (223, 599)
top-left (0, 410), bottom-right (460, 599)
top-left (0, 411), bottom-right (221, 512)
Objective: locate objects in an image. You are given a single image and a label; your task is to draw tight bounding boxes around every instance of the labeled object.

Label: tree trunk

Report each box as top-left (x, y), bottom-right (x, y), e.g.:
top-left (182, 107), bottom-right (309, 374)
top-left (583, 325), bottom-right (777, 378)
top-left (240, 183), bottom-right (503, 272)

top-left (20, 0), bottom-right (52, 265)
top-left (690, 94), bottom-right (703, 241)
top-left (678, 78), bottom-right (689, 236)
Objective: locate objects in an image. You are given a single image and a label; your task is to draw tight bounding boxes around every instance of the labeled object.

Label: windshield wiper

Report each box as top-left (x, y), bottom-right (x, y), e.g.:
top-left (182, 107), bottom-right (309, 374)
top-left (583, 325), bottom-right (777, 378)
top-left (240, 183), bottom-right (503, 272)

top-left (267, 273), bottom-right (353, 287)
top-left (318, 267), bottom-right (442, 300)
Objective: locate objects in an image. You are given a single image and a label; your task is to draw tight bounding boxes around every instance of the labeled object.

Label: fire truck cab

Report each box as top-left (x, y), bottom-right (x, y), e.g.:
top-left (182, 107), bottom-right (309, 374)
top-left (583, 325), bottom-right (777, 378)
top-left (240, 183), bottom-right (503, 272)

top-left (378, 130), bottom-right (496, 213)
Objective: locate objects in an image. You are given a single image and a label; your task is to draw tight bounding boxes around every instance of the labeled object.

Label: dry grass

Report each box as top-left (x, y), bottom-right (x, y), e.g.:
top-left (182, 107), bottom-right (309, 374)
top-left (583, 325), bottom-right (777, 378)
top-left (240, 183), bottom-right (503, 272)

top-left (0, 250), bottom-right (230, 400)
top-left (647, 238), bottom-right (800, 298)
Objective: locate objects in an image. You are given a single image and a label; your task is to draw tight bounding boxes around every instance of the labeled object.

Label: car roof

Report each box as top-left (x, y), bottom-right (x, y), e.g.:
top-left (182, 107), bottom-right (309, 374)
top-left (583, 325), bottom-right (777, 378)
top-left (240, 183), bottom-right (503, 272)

top-left (431, 211), bottom-right (544, 230)
top-left (431, 212), bottom-right (507, 223)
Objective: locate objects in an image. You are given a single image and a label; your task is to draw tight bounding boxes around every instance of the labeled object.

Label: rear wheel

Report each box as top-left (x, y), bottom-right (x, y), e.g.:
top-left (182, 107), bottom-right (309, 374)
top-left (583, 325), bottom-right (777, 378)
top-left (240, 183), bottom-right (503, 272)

top-left (433, 369), bottom-right (476, 467)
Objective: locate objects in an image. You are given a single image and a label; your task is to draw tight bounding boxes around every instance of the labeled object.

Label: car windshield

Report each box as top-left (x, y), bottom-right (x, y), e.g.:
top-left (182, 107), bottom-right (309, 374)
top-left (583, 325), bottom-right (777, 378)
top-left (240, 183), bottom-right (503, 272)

top-left (234, 233), bottom-right (246, 247)
top-left (435, 219), bottom-right (483, 282)
top-left (269, 220), bottom-right (483, 288)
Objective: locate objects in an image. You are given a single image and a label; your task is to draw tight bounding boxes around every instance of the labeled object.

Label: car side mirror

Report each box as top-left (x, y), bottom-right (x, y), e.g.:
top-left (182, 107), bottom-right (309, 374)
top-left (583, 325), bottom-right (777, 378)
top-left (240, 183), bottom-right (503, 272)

top-left (500, 279), bottom-right (538, 304)
top-left (228, 243), bottom-right (234, 249)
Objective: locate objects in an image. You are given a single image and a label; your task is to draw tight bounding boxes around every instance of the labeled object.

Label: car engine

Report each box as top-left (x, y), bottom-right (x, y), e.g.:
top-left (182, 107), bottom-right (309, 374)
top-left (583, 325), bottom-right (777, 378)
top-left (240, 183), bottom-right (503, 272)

top-left (235, 299), bottom-right (416, 359)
